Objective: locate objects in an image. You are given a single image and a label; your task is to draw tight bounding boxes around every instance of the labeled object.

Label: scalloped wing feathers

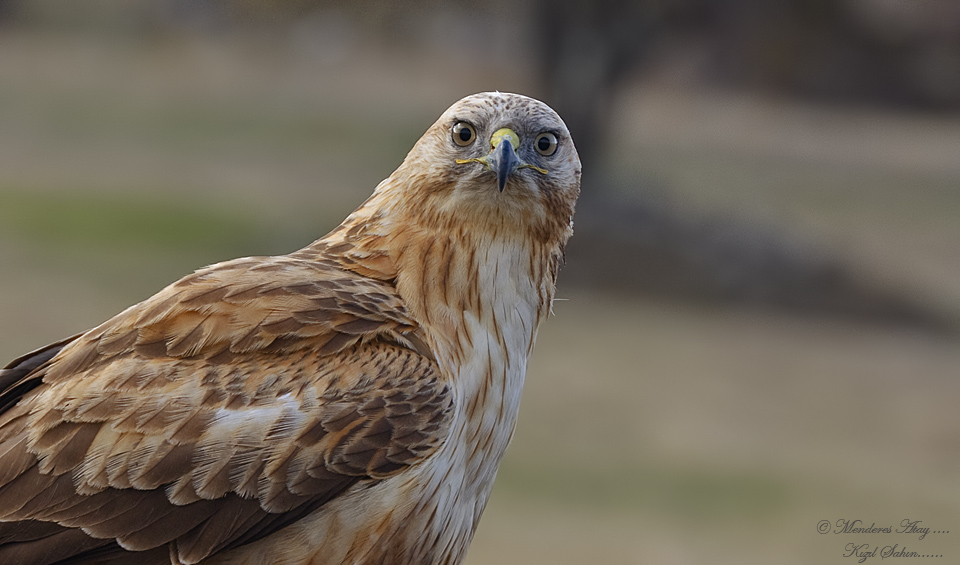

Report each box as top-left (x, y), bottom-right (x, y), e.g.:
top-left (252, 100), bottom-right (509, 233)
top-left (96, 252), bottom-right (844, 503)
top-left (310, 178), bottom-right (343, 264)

top-left (0, 257), bottom-right (453, 564)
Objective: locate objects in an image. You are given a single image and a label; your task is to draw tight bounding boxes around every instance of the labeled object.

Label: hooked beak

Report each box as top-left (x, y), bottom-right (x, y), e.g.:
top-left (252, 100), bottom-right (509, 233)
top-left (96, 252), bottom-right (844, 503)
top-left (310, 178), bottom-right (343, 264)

top-left (456, 127), bottom-right (548, 192)
top-left (487, 136), bottom-right (520, 192)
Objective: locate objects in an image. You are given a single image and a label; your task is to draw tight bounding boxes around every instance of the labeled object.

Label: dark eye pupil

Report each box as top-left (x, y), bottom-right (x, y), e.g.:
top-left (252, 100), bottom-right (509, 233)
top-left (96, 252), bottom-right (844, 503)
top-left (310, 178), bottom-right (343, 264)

top-left (538, 136), bottom-right (550, 151)
top-left (459, 128), bottom-right (472, 142)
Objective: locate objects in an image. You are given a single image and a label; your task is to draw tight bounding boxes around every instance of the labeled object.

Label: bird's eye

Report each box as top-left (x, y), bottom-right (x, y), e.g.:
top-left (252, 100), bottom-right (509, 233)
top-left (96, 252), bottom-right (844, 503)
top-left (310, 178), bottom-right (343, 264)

top-left (534, 132), bottom-right (559, 156)
top-left (452, 122), bottom-right (477, 146)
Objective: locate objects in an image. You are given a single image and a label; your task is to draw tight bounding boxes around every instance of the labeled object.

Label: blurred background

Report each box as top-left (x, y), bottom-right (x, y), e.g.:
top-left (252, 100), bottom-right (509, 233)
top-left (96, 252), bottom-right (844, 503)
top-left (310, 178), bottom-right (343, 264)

top-left (1, 1), bottom-right (959, 563)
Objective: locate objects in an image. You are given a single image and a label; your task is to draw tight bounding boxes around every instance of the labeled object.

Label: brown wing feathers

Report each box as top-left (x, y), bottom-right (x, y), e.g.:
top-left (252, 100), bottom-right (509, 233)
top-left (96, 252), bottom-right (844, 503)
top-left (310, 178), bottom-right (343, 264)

top-left (0, 336), bottom-right (81, 415)
top-left (0, 256), bottom-right (453, 564)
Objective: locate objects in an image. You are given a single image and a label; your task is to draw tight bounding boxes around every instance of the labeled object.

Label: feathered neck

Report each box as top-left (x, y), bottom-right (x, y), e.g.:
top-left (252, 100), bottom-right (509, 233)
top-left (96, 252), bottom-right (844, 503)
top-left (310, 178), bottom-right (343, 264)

top-left (292, 171), bottom-right (571, 359)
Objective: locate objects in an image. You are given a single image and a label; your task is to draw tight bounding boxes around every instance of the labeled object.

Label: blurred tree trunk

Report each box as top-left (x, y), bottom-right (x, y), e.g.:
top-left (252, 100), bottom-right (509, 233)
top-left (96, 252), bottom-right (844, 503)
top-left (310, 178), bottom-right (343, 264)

top-left (530, 0), bottom-right (956, 334)
top-left (533, 0), bottom-right (662, 170)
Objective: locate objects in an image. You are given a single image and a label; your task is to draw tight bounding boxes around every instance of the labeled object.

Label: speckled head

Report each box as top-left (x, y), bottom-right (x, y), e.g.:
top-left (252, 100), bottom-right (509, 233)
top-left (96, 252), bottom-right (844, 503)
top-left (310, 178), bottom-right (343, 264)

top-left (385, 92), bottom-right (581, 245)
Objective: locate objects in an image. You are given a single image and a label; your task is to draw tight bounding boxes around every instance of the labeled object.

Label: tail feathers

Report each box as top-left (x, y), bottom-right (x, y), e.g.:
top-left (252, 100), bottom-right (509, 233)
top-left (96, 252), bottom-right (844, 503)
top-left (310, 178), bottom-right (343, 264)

top-left (0, 334), bottom-right (82, 415)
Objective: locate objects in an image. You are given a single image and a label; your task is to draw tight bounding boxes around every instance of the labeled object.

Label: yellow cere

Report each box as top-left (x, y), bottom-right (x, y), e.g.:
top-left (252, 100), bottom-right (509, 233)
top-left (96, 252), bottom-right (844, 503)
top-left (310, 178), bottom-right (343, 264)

top-left (489, 128), bottom-right (520, 150)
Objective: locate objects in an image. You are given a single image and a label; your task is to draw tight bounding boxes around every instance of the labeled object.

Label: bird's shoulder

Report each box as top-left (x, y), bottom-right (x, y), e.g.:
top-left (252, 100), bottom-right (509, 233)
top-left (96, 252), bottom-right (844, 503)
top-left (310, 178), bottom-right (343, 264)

top-left (79, 253), bottom-right (420, 366)
top-left (1, 252), bottom-right (433, 409)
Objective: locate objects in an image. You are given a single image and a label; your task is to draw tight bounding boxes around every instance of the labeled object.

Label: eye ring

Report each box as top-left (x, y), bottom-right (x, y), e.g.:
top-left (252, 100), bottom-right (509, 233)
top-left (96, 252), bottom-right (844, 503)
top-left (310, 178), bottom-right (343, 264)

top-left (452, 122), bottom-right (477, 147)
top-left (534, 132), bottom-right (559, 156)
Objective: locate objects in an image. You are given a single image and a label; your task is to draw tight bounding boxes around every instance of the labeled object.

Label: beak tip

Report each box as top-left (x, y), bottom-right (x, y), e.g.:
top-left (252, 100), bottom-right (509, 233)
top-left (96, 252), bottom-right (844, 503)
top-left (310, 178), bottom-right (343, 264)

top-left (492, 138), bottom-right (518, 192)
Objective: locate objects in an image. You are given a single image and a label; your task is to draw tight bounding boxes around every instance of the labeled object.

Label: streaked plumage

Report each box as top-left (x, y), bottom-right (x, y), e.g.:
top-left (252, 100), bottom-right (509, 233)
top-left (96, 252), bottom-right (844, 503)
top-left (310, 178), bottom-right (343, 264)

top-left (0, 92), bottom-right (580, 564)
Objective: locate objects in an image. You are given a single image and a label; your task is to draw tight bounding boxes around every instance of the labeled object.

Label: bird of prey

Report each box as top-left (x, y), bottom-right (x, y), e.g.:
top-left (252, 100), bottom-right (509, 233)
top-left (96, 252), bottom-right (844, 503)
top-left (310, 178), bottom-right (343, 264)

top-left (0, 92), bottom-right (581, 564)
